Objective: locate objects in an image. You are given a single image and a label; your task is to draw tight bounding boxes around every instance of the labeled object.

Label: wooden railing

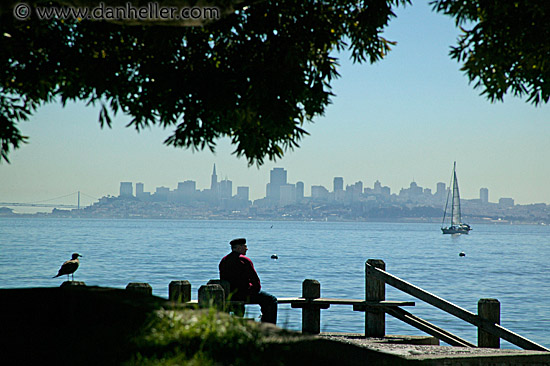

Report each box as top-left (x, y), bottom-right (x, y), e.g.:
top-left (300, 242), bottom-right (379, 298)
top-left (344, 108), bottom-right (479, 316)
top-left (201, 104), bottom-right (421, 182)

top-left (73, 258), bottom-right (548, 352)
top-left (364, 259), bottom-right (549, 351)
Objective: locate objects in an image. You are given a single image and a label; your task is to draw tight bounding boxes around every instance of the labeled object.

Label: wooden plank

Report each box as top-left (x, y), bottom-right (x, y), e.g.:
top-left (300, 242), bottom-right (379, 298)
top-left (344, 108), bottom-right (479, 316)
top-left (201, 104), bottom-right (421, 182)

top-left (366, 263), bottom-right (550, 352)
top-left (353, 301), bottom-right (415, 311)
top-left (313, 299), bottom-right (414, 306)
top-left (277, 297), bottom-right (414, 307)
top-left (276, 297), bottom-right (302, 303)
top-left (386, 307), bottom-right (476, 348)
top-left (291, 302), bottom-right (330, 310)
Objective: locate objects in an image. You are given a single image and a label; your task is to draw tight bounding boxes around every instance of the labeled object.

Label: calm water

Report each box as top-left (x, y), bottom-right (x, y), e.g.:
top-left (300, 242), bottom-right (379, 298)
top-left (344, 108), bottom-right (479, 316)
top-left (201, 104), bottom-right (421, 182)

top-left (1, 218), bottom-right (549, 349)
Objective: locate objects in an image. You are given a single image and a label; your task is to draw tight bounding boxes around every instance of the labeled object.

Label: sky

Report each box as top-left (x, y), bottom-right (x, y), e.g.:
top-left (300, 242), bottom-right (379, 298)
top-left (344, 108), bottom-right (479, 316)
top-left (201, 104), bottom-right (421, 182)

top-left (1, 2), bottom-right (549, 213)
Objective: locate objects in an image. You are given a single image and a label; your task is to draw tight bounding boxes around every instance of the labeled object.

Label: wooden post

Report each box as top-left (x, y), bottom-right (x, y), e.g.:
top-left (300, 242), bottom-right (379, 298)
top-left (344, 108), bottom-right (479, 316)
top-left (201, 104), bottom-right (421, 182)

top-left (478, 298), bottom-right (500, 348)
top-left (302, 279), bottom-right (321, 334)
top-left (208, 279), bottom-right (245, 316)
top-left (126, 282), bottom-right (153, 295)
top-left (169, 280), bottom-right (191, 302)
top-left (207, 279), bottom-right (231, 299)
top-left (198, 284), bottom-right (225, 309)
top-left (366, 259), bottom-right (386, 337)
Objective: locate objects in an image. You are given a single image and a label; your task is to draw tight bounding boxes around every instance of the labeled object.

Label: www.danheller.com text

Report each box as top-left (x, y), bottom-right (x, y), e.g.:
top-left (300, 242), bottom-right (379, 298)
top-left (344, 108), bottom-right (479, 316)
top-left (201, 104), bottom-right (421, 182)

top-left (12, 2), bottom-right (221, 21)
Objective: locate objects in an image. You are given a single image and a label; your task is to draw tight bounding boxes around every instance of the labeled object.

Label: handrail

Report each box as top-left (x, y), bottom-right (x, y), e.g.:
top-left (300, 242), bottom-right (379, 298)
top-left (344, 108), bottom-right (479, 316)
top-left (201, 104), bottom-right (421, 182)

top-left (385, 307), bottom-right (476, 348)
top-left (366, 262), bottom-right (549, 352)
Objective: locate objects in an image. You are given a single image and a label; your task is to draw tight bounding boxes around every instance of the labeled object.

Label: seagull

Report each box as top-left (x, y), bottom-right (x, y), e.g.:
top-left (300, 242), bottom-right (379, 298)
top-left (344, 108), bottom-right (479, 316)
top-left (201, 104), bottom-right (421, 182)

top-left (53, 253), bottom-right (82, 280)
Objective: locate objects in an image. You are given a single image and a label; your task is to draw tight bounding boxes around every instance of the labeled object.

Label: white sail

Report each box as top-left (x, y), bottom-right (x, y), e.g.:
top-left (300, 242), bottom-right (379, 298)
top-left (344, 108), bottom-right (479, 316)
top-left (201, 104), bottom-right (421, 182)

top-left (441, 162), bottom-right (471, 234)
top-left (451, 168), bottom-right (461, 226)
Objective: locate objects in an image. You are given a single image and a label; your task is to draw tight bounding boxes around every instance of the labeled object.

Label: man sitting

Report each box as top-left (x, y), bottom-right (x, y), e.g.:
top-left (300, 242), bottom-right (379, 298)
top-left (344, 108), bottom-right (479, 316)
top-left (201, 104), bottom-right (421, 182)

top-left (219, 238), bottom-right (277, 324)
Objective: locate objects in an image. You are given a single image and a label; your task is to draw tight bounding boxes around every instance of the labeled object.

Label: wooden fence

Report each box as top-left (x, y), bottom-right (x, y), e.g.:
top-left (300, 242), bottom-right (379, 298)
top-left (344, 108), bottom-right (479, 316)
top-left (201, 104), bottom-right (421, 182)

top-left (363, 259), bottom-right (549, 351)
top-left (71, 258), bottom-right (549, 352)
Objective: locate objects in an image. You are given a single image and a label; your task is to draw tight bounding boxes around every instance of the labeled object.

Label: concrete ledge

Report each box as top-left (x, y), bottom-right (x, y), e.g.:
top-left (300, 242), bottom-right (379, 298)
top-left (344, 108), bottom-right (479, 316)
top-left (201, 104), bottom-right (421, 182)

top-left (319, 334), bottom-right (550, 366)
top-left (321, 333), bottom-right (440, 345)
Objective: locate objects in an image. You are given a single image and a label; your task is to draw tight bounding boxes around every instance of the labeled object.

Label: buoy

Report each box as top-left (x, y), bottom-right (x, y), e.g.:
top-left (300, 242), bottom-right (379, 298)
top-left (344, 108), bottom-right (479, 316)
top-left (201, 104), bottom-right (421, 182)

top-left (459, 252), bottom-right (466, 257)
top-left (271, 254), bottom-right (278, 259)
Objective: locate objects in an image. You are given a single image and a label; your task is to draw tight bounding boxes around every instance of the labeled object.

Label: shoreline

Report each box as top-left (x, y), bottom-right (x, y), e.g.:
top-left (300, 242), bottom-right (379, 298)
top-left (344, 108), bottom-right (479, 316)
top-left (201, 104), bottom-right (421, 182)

top-left (0, 213), bottom-right (547, 226)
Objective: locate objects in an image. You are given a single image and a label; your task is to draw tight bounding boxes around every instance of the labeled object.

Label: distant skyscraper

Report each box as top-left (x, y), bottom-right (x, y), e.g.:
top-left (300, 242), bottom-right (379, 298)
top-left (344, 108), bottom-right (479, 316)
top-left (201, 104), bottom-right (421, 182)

top-left (176, 181), bottom-right (197, 202)
top-left (354, 181), bottom-right (363, 194)
top-left (136, 182), bottom-right (144, 197)
top-left (311, 185), bottom-right (329, 200)
top-left (345, 181), bottom-right (363, 202)
top-left (333, 177), bottom-right (344, 192)
top-left (119, 182), bottom-right (133, 197)
top-left (499, 197), bottom-right (514, 207)
top-left (211, 164), bottom-right (218, 192)
top-left (270, 168), bottom-right (287, 186)
top-left (178, 180), bottom-right (196, 193)
top-left (236, 186), bottom-right (249, 201)
top-left (266, 167), bottom-right (287, 202)
top-left (480, 188), bottom-right (489, 204)
top-left (374, 180), bottom-right (382, 194)
top-left (436, 182), bottom-right (446, 195)
top-left (409, 181), bottom-right (422, 196)
top-left (296, 181), bottom-right (304, 202)
top-left (399, 181), bottom-right (423, 199)
top-left (155, 186), bottom-right (170, 201)
top-left (280, 184), bottom-right (296, 205)
top-left (219, 179), bottom-right (232, 199)
top-left (435, 182), bottom-right (446, 202)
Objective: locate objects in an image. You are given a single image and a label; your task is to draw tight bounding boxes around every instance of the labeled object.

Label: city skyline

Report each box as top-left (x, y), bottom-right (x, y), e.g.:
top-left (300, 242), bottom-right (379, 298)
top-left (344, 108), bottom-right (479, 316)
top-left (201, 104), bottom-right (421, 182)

top-left (115, 164), bottom-right (512, 205)
top-left (2, 143), bottom-right (548, 213)
top-left (5, 163), bottom-right (545, 224)
top-left (4, 162), bottom-right (548, 228)
top-left (1, 3), bottom-right (549, 211)
top-left (1, 164), bottom-right (537, 209)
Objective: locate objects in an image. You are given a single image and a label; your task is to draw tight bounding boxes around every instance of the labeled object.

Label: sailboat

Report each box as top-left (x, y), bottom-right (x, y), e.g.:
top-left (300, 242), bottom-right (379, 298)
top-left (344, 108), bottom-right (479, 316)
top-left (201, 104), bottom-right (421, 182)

top-left (441, 162), bottom-right (472, 234)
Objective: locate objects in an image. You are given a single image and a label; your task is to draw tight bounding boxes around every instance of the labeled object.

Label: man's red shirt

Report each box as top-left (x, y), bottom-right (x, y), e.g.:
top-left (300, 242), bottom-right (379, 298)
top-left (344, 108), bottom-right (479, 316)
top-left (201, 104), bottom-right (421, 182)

top-left (219, 251), bottom-right (261, 300)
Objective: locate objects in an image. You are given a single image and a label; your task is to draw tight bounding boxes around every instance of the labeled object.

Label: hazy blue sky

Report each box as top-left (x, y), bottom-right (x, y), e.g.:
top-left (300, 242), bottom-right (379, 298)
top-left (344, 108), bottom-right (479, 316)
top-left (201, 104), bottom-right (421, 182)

top-left (1, 2), bottom-right (549, 212)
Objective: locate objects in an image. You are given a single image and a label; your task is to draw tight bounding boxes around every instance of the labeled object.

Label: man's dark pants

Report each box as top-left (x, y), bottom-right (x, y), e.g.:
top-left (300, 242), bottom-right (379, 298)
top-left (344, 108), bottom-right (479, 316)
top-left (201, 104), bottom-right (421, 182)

top-left (248, 291), bottom-right (278, 324)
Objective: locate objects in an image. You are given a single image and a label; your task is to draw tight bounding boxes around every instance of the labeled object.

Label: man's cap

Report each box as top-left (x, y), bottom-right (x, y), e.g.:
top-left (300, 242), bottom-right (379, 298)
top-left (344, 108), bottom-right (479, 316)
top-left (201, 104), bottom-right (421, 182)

top-left (230, 238), bottom-right (246, 246)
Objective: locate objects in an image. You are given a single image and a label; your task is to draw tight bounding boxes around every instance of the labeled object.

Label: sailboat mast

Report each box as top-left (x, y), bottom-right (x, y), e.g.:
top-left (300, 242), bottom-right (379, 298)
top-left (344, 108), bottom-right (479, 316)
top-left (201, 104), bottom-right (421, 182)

top-left (450, 162), bottom-right (456, 226)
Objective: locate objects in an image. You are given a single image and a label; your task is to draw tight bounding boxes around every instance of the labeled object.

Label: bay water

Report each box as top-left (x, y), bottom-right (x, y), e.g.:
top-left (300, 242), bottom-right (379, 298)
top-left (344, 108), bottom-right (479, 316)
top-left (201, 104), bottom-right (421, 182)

top-left (1, 218), bottom-right (548, 349)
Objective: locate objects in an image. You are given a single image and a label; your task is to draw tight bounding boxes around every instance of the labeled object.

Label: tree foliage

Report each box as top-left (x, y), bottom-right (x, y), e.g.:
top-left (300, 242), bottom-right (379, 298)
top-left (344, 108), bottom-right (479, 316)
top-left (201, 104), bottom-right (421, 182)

top-left (1, 0), bottom-right (406, 164)
top-left (431, 0), bottom-right (550, 105)
top-left (1, 0), bottom-right (548, 165)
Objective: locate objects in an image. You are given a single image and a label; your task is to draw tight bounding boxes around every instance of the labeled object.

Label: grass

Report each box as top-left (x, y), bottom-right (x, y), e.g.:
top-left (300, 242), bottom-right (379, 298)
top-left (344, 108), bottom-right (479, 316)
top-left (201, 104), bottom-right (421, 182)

top-left (126, 308), bottom-right (271, 366)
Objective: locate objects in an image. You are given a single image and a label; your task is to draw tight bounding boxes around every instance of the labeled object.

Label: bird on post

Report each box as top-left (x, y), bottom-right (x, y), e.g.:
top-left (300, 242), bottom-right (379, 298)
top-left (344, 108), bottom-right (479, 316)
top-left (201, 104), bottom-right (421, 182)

top-left (53, 253), bottom-right (82, 281)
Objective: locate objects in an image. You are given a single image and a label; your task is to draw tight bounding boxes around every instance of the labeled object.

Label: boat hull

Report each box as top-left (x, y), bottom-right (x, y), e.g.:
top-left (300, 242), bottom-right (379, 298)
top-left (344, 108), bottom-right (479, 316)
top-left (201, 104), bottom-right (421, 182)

top-left (441, 226), bottom-right (472, 235)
